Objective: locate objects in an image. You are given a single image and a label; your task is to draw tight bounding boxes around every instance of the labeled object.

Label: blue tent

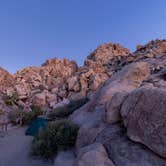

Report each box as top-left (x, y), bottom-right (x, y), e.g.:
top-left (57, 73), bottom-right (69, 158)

top-left (25, 118), bottom-right (48, 136)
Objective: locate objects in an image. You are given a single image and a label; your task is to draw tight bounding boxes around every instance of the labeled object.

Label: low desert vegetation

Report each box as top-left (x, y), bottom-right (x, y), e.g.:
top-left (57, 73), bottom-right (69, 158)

top-left (8, 105), bottom-right (43, 125)
top-left (47, 97), bottom-right (89, 119)
top-left (31, 120), bottom-right (79, 158)
top-left (3, 92), bottom-right (19, 106)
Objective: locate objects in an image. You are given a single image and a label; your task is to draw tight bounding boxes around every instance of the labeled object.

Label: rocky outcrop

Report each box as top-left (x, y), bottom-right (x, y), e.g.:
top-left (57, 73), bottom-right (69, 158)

top-left (88, 62), bottom-right (150, 112)
top-left (135, 39), bottom-right (166, 58)
top-left (1, 43), bottom-right (130, 109)
top-left (0, 58), bottom-right (78, 109)
top-left (69, 40), bottom-right (166, 165)
top-left (15, 58), bottom-right (78, 90)
top-left (0, 42), bottom-right (135, 110)
top-left (65, 43), bottom-right (131, 100)
top-left (96, 123), bottom-right (166, 166)
top-left (121, 87), bottom-right (166, 158)
top-left (70, 61), bottom-right (150, 127)
top-left (85, 43), bottom-right (130, 66)
top-left (1, 39), bottom-right (166, 165)
top-left (0, 67), bottom-right (14, 92)
top-left (14, 58), bottom-right (78, 100)
top-left (3, 39), bottom-right (166, 109)
top-left (75, 122), bottom-right (166, 166)
top-left (70, 62), bottom-right (153, 161)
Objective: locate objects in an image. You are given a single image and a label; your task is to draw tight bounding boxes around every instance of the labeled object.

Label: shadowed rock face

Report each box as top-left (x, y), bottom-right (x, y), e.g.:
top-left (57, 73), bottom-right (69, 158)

top-left (121, 87), bottom-right (166, 159)
top-left (96, 124), bottom-right (166, 166)
top-left (135, 39), bottom-right (166, 56)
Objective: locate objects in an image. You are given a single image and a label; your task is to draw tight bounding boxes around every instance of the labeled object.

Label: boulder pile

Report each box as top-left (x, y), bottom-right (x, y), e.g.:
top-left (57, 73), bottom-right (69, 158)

top-left (0, 42), bottom-right (131, 110)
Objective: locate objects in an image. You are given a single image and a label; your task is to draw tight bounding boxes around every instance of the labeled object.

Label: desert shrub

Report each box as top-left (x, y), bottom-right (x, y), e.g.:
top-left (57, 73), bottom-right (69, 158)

top-left (22, 106), bottom-right (43, 125)
top-left (31, 120), bottom-right (79, 158)
top-left (8, 106), bottom-right (43, 125)
top-left (48, 97), bottom-right (89, 119)
top-left (4, 92), bottom-right (19, 106)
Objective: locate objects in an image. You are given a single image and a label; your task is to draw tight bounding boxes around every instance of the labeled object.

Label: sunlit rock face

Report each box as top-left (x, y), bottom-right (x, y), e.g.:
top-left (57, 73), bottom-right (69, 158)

top-left (0, 67), bottom-right (14, 92)
top-left (2, 39), bottom-right (166, 110)
top-left (85, 42), bottom-right (130, 66)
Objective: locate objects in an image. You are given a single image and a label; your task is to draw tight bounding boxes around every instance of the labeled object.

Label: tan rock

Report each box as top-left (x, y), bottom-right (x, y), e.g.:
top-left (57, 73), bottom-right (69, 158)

top-left (89, 74), bottom-right (108, 91)
top-left (67, 76), bottom-right (80, 92)
top-left (51, 87), bottom-right (59, 94)
top-left (85, 43), bottom-right (130, 66)
top-left (46, 93), bottom-right (57, 108)
top-left (32, 92), bottom-right (46, 106)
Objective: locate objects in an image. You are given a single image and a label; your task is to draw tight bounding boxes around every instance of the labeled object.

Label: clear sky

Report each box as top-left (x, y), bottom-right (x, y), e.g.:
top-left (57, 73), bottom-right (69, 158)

top-left (0, 0), bottom-right (166, 73)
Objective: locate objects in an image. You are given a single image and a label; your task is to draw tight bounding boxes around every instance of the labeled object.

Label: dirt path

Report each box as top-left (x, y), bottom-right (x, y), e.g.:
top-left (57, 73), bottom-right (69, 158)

top-left (0, 127), bottom-right (53, 166)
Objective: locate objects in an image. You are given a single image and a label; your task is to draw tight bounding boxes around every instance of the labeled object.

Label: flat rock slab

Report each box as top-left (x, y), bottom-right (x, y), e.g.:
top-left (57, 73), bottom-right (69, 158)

top-left (0, 127), bottom-right (53, 166)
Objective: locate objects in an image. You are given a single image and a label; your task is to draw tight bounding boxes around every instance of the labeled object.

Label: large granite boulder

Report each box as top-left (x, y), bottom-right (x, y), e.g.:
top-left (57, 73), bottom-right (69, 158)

top-left (71, 61), bottom-right (150, 128)
top-left (88, 62), bottom-right (150, 111)
top-left (121, 87), bottom-right (166, 158)
top-left (95, 123), bottom-right (166, 166)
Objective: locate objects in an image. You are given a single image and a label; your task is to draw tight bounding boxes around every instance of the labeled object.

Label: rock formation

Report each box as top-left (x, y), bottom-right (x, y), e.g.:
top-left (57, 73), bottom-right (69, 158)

top-left (0, 39), bottom-right (166, 165)
top-left (0, 67), bottom-right (14, 92)
top-left (121, 87), bottom-right (166, 158)
top-left (69, 39), bottom-right (166, 165)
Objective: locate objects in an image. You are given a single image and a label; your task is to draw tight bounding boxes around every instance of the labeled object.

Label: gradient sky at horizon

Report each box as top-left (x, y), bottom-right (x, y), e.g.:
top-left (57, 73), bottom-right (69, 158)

top-left (0, 0), bottom-right (166, 73)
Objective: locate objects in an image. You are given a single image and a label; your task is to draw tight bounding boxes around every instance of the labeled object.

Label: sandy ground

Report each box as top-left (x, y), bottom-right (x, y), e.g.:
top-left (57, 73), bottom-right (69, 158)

top-left (0, 127), bottom-right (53, 166)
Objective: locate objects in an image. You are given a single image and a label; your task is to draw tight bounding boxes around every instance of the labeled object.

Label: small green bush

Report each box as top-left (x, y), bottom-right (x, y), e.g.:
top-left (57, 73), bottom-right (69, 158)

top-left (4, 92), bottom-right (19, 106)
top-left (48, 97), bottom-right (89, 119)
top-left (31, 120), bottom-right (79, 158)
top-left (22, 106), bottom-right (43, 125)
